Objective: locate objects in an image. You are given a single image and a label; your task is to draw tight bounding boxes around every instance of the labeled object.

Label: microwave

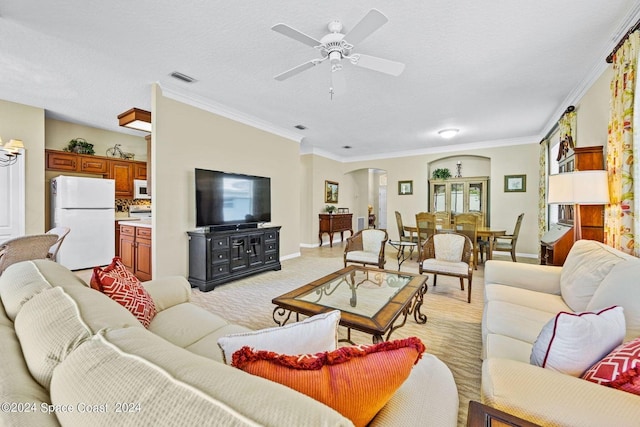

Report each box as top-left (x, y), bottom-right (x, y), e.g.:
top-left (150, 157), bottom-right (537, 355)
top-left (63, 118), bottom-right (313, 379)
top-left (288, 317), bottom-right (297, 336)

top-left (134, 179), bottom-right (151, 199)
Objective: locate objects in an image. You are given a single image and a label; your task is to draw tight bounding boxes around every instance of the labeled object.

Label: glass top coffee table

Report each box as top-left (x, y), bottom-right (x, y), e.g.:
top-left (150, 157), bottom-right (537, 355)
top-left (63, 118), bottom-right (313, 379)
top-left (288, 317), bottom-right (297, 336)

top-left (272, 265), bottom-right (428, 344)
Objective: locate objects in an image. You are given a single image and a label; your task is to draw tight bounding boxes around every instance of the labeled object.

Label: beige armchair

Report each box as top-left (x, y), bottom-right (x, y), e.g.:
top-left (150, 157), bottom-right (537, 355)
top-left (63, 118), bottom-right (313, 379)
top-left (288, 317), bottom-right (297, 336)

top-left (0, 234), bottom-right (59, 274)
top-left (418, 232), bottom-right (474, 303)
top-left (344, 228), bottom-right (388, 269)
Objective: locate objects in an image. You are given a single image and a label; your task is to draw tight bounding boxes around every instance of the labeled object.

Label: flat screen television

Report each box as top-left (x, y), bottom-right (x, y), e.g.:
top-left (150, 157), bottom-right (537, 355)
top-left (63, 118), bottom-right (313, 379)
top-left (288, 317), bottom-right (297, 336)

top-left (195, 168), bottom-right (271, 229)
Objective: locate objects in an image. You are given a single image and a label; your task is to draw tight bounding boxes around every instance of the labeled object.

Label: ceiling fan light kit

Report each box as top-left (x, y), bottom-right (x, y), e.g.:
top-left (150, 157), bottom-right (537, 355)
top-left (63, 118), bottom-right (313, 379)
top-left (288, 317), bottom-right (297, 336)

top-left (271, 9), bottom-right (405, 97)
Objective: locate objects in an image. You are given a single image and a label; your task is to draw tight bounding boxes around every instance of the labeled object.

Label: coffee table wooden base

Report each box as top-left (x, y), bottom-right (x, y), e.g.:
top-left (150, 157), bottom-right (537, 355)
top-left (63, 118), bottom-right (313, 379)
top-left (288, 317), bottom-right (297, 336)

top-left (272, 266), bottom-right (428, 344)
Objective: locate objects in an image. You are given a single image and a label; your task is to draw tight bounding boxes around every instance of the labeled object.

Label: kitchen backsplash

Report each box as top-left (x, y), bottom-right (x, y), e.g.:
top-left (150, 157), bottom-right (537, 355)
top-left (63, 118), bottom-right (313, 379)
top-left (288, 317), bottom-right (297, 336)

top-left (116, 199), bottom-right (151, 213)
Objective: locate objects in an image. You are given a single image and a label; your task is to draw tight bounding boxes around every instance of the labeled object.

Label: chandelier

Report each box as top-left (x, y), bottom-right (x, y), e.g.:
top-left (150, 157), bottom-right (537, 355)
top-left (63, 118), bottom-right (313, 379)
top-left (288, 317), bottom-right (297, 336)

top-left (0, 138), bottom-right (24, 167)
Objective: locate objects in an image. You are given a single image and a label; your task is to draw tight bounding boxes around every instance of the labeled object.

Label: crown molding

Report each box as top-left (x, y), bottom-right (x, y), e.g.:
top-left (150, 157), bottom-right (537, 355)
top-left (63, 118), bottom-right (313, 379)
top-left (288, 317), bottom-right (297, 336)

top-left (305, 135), bottom-right (538, 163)
top-left (157, 82), bottom-right (305, 143)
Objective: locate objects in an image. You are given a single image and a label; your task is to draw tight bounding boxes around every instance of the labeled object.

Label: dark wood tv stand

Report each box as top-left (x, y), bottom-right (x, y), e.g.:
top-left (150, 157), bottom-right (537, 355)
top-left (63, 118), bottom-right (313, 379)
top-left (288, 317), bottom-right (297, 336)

top-left (187, 226), bottom-right (281, 291)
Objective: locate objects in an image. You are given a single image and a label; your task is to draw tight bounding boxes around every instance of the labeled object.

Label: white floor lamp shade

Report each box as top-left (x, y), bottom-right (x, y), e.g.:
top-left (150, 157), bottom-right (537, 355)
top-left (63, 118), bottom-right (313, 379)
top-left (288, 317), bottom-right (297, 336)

top-left (548, 170), bottom-right (609, 241)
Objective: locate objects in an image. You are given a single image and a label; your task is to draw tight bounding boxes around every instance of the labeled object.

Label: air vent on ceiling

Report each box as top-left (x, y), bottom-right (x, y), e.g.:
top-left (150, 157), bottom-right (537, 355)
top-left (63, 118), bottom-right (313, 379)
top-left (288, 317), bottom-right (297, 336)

top-left (170, 71), bottom-right (196, 83)
top-left (294, 124), bottom-right (307, 130)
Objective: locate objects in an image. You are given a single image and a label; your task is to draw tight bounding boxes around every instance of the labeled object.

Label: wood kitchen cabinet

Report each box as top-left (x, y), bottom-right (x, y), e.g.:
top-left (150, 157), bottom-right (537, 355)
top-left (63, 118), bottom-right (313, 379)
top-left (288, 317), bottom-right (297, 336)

top-left (119, 224), bottom-right (152, 281)
top-left (46, 149), bottom-right (147, 199)
top-left (133, 162), bottom-right (147, 180)
top-left (109, 160), bottom-right (134, 198)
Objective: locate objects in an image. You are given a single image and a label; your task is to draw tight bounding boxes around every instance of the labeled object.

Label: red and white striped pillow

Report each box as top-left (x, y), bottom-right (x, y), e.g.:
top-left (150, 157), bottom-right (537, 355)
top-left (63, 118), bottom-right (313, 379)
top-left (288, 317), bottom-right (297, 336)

top-left (582, 337), bottom-right (640, 395)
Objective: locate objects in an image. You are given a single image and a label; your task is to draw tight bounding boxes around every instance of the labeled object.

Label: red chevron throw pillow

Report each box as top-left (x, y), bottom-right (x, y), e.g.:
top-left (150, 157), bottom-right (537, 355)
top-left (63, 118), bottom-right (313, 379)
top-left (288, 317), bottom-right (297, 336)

top-left (582, 337), bottom-right (640, 395)
top-left (92, 257), bottom-right (156, 328)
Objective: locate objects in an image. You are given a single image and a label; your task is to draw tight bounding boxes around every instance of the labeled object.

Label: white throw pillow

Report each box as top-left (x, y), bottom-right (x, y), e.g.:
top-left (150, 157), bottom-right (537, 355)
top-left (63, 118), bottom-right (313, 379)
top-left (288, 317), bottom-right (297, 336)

top-left (560, 240), bottom-right (626, 312)
top-left (217, 310), bottom-right (340, 364)
top-left (530, 306), bottom-right (625, 377)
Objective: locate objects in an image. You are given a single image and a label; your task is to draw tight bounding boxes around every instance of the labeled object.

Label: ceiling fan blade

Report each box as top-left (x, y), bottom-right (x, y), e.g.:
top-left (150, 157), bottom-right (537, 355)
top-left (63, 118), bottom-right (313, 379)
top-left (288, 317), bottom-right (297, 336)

top-left (352, 54), bottom-right (405, 76)
top-left (343, 9), bottom-right (388, 45)
top-left (271, 23), bottom-right (321, 48)
top-left (274, 60), bottom-right (321, 81)
top-left (330, 67), bottom-right (347, 96)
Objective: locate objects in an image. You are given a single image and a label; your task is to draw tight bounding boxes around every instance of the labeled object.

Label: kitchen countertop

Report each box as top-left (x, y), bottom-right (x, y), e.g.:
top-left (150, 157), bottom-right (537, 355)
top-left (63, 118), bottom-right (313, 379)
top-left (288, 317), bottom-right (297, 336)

top-left (118, 219), bottom-right (151, 228)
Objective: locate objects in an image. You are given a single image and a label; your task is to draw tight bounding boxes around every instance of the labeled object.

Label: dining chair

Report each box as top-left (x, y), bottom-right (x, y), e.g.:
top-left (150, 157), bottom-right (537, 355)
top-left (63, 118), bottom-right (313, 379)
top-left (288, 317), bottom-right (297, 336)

top-left (46, 226), bottom-right (71, 262)
top-left (344, 228), bottom-right (388, 269)
top-left (418, 232), bottom-right (474, 303)
top-left (415, 212), bottom-right (437, 253)
top-left (492, 213), bottom-right (524, 262)
top-left (434, 211), bottom-right (451, 229)
top-left (0, 234), bottom-right (59, 275)
top-left (453, 213), bottom-right (479, 269)
top-left (395, 211), bottom-right (418, 243)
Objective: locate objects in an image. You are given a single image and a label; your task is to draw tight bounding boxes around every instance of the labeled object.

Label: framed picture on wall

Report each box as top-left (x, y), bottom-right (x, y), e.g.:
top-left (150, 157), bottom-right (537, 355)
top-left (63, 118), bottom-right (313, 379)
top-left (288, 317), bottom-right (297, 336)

top-left (325, 180), bottom-right (339, 203)
top-left (398, 180), bottom-right (413, 195)
top-left (504, 174), bottom-right (526, 192)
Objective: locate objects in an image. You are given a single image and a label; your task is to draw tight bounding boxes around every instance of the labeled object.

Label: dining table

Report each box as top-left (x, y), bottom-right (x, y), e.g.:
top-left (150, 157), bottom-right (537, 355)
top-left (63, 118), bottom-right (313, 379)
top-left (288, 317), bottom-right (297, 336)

top-left (404, 225), bottom-right (506, 262)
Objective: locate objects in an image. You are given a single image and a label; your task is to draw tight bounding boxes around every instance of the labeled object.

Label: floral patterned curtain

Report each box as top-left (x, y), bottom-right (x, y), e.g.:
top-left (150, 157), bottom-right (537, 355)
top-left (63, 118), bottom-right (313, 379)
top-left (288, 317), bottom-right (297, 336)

top-left (538, 138), bottom-right (549, 250)
top-left (605, 31), bottom-right (640, 255)
top-left (558, 110), bottom-right (577, 164)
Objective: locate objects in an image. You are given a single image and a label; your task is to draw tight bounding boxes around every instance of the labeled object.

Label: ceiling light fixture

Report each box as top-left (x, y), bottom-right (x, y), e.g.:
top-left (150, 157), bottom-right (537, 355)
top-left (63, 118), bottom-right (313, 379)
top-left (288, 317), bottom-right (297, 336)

top-left (117, 108), bottom-right (152, 132)
top-left (438, 129), bottom-right (459, 139)
top-left (294, 124), bottom-right (307, 130)
top-left (0, 138), bottom-right (24, 167)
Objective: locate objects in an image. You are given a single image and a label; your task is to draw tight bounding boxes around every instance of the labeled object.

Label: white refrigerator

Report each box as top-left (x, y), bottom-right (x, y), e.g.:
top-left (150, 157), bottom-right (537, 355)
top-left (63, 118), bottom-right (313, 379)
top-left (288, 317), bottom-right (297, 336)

top-left (51, 175), bottom-right (115, 270)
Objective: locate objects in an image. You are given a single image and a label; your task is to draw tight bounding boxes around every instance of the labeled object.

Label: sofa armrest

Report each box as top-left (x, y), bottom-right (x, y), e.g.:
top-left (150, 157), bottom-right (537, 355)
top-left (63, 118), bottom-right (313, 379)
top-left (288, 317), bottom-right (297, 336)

top-left (484, 260), bottom-right (562, 295)
top-left (482, 358), bottom-right (640, 426)
top-left (369, 353), bottom-right (459, 427)
top-left (142, 276), bottom-right (191, 312)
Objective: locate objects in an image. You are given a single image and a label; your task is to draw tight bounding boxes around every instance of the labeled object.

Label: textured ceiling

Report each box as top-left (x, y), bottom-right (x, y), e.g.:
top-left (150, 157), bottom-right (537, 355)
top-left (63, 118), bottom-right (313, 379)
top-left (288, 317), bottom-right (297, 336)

top-left (1, 1), bottom-right (639, 160)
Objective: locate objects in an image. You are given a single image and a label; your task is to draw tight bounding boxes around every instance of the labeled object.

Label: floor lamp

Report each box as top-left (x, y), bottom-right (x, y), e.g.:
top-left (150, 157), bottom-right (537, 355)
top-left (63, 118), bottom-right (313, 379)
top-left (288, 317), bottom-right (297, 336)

top-left (548, 170), bottom-right (610, 241)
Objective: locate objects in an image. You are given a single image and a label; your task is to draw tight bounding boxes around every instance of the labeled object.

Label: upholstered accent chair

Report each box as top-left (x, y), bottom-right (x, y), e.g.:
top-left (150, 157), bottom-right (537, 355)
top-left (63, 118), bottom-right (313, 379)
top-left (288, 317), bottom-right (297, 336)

top-left (492, 213), bottom-right (524, 262)
top-left (418, 232), bottom-right (474, 303)
top-left (0, 234), bottom-right (59, 274)
top-left (344, 228), bottom-right (388, 269)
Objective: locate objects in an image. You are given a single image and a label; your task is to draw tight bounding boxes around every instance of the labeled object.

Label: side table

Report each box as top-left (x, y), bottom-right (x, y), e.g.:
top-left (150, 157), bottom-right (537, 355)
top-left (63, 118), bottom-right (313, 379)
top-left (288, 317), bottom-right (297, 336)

top-left (467, 401), bottom-right (541, 427)
top-left (387, 240), bottom-right (417, 270)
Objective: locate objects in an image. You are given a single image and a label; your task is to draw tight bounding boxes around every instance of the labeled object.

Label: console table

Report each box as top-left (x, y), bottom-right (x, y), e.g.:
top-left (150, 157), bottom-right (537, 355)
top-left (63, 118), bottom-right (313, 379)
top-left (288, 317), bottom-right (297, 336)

top-left (187, 226), bottom-right (281, 291)
top-left (318, 213), bottom-right (353, 247)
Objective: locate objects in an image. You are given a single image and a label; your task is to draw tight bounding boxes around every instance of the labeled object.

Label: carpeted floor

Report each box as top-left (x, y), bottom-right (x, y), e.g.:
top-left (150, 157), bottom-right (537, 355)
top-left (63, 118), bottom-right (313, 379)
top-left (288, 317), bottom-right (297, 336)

top-left (189, 244), bottom-right (534, 426)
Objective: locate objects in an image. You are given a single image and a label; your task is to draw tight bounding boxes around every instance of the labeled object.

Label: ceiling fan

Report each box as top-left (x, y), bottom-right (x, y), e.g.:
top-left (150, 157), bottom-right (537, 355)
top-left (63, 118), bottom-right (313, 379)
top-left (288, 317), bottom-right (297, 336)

top-left (271, 9), bottom-right (405, 96)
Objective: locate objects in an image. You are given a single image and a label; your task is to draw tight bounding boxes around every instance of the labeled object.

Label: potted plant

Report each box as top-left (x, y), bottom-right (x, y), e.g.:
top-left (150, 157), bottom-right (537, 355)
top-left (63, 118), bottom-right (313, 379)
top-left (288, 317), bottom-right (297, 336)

top-left (432, 168), bottom-right (452, 180)
top-left (63, 138), bottom-right (95, 155)
top-left (325, 205), bottom-right (337, 214)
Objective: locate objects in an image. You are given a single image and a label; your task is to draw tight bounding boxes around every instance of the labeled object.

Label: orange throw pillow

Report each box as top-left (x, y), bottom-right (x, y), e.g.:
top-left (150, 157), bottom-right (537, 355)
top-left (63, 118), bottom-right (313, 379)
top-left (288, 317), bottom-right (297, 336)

top-left (232, 337), bottom-right (425, 427)
top-left (92, 257), bottom-right (156, 328)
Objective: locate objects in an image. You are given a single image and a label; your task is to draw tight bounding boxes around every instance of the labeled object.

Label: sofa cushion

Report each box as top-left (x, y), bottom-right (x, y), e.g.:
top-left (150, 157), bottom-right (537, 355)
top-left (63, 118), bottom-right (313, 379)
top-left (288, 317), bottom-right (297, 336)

top-left (232, 337), bottom-right (425, 427)
top-left (586, 260), bottom-right (640, 340)
top-left (582, 337), bottom-right (640, 395)
top-left (218, 310), bottom-right (340, 364)
top-left (484, 300), bottom-right (558, 345)
top-left (14, 287), bottom-right (92, 389)
top-left (530, 306), bottom-right (625, 377)
top-left (0, 302), bottom-right (60, 427)
top-left (148, 302), bottom-right (250, 363)
top-left (50, 328), bottom-right (352, 426)
top-left (560, 240), bottom-right (629, 312)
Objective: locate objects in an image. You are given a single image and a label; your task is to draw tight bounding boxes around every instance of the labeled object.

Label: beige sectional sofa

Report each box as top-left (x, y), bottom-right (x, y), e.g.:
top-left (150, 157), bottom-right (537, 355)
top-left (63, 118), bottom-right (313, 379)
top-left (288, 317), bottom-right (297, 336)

top-left (0, 259), bottom-right (459, 426)
top-left (482, 239), bottom-right (640, 426)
